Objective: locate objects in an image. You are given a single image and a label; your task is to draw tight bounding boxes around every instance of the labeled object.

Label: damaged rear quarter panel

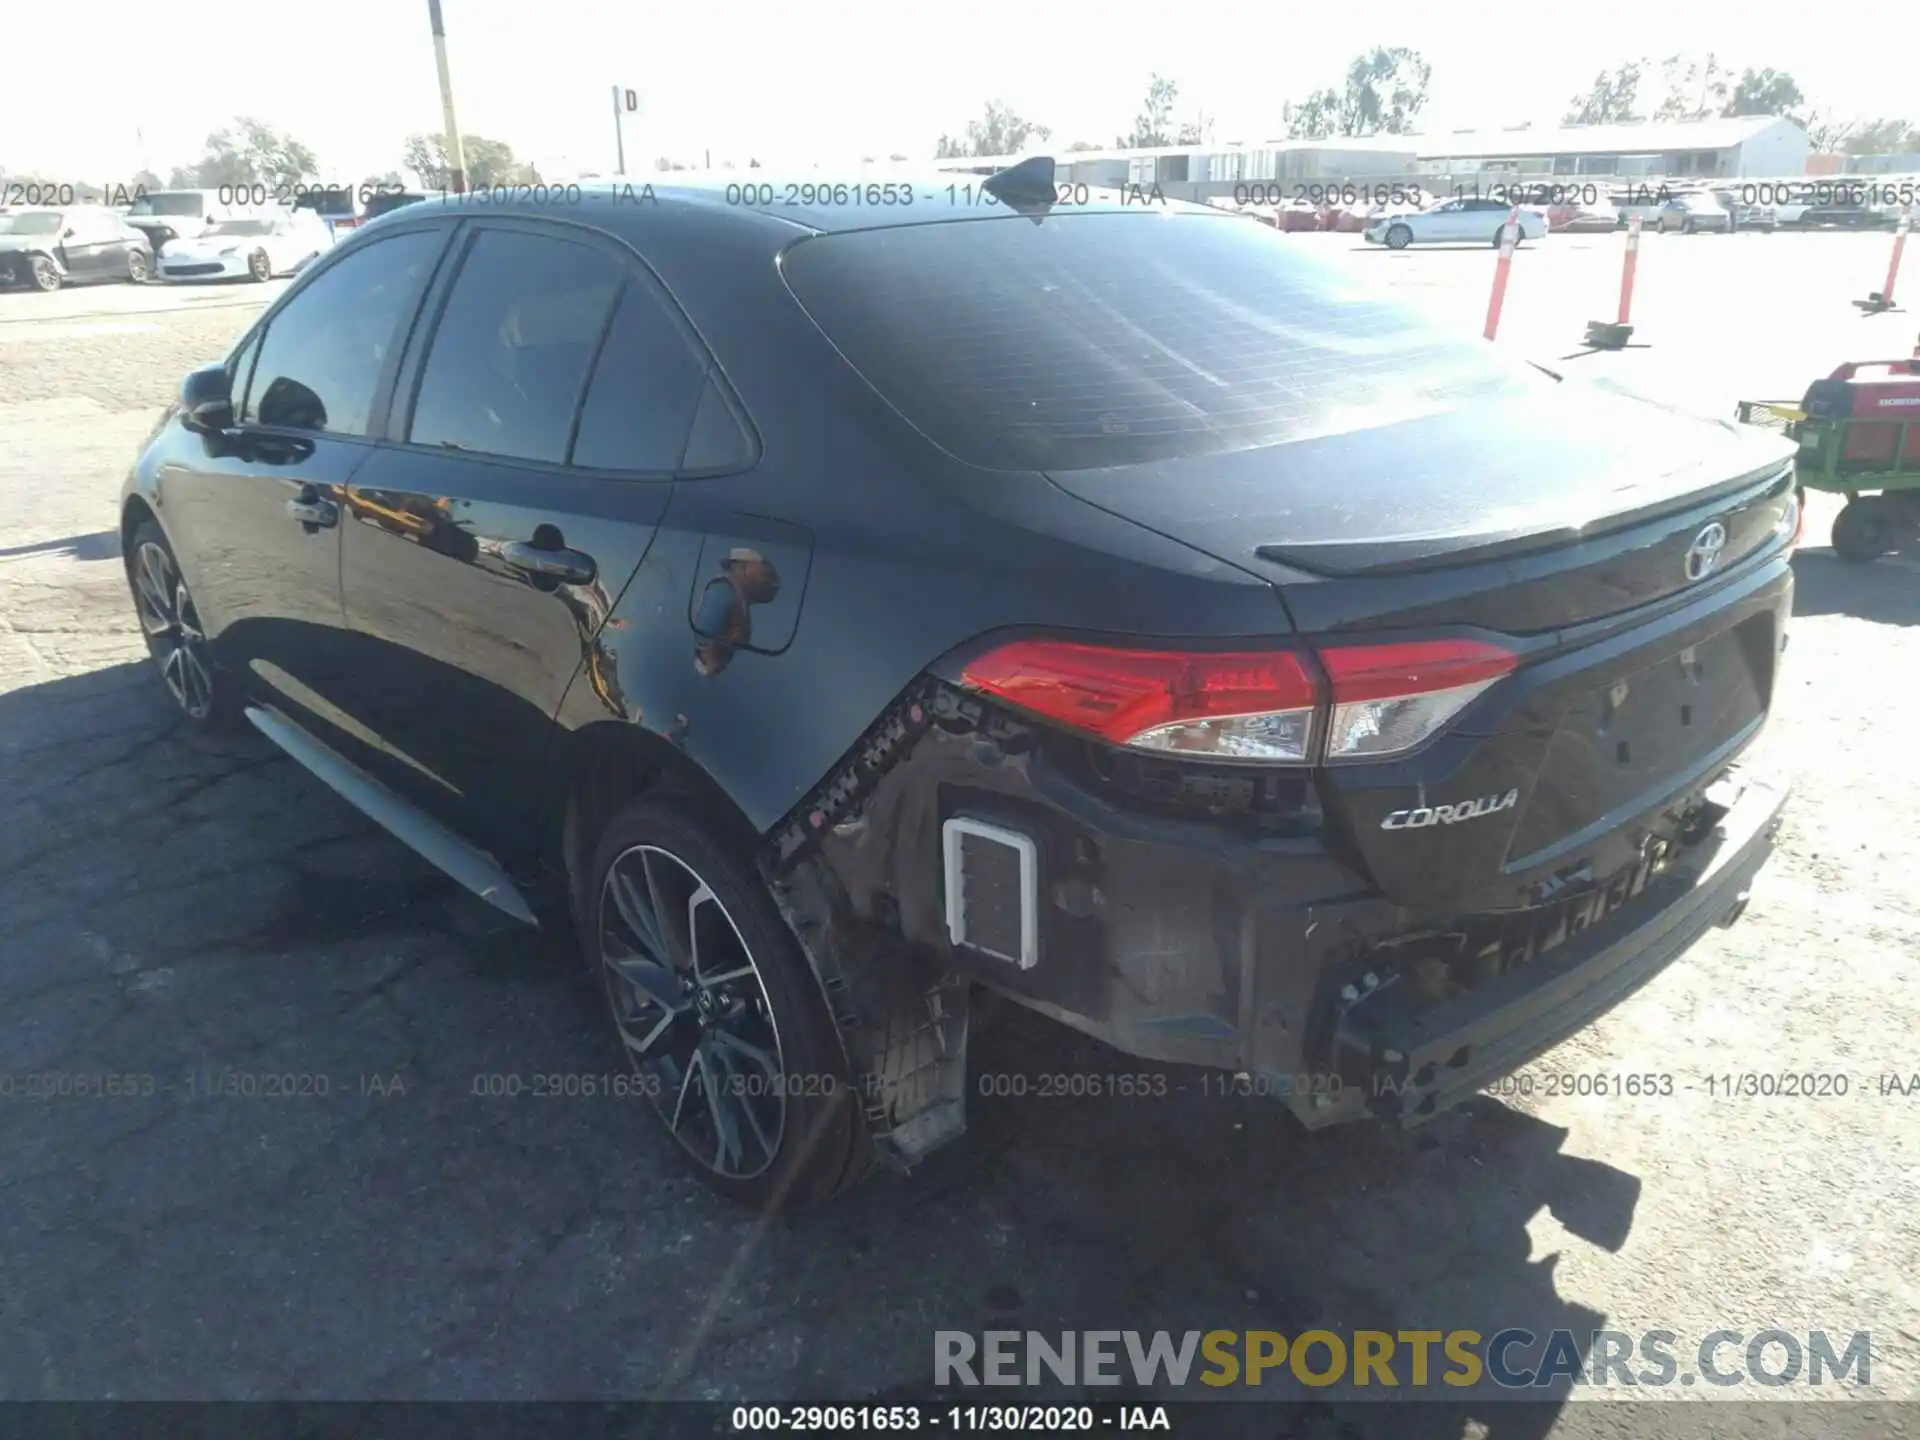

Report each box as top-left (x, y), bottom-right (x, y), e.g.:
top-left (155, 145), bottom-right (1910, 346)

top-left (779, 685), bottom-right (1388, 1090)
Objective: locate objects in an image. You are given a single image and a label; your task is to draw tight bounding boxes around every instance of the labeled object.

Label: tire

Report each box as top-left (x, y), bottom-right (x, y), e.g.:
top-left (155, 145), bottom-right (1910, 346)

top-left (124, 520), bottom-right (239, 729)
top-left (247, 249), bottom-right (272, 282)
top-left (1385, 223), bottom-right (1412, 250)
top-left (127, 249), bottom-right (150, 284)
top-left (584, 794), bottom-right (868, 1210)
top-left (1683, 219), bottom-right (1696, 235)
top-left (1829, 497), bottom-right (1902, 564)
top-left (29, 254), bottom-right (61, 291)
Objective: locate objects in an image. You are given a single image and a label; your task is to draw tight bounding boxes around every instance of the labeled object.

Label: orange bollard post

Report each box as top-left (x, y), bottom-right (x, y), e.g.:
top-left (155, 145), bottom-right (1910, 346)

top-left (1857, 208), bottom-right (1911, 312)
top-left (1618, 214), bottom-right (1642, 324)
top-left (1483, 206), bottom-right (1521, 341)
top-left (1584, 215), bottom-right (1642, 350)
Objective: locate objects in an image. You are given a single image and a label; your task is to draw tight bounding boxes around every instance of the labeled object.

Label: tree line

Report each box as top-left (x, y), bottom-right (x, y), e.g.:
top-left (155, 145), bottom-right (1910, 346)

top-left (932, 56), bottom-right (1918, 158)
top-left (8, 63), bottom-right (1916, 205)
top-left (1, 121), bottom-right (558, 205)
top-left (1562, 56), bottom-right (1917, 154)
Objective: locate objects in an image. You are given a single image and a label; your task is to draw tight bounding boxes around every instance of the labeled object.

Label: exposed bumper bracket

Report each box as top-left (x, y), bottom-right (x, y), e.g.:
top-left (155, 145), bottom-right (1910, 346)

top-left (1333, 773), bottom-right (1788, 1126)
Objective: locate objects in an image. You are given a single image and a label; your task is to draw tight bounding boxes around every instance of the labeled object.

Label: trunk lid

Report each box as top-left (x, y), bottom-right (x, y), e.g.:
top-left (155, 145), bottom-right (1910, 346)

top-left (1043, 379), bottom-right (1794, 606)
top-left (1049, 380), bottom-right (1798, 917)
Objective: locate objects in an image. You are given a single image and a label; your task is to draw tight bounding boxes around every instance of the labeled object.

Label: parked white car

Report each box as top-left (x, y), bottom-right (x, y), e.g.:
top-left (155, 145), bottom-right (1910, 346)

top-left (1363, 196), bottom-right (1548, 249)
top-left (157, 212), bottom-right (333, 282)
top-left (122, 188), bottom-right (250, 257)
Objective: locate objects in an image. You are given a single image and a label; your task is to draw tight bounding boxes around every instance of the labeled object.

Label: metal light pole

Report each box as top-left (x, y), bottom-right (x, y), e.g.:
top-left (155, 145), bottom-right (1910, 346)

top-left (426, 0), bottom-right (469, 193)
top-left (612, 87), bottom-right (628, 175)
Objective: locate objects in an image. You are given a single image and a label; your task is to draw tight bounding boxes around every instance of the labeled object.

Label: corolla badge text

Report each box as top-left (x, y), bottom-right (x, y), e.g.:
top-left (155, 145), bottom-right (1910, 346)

top-left (1381, 789), bottom-right (1520, 831)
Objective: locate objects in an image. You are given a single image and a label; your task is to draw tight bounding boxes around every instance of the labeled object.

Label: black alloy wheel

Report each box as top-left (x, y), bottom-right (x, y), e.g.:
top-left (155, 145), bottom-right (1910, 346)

top-left (126, 522), bottom-right (230, 726)
top-left (587, 796), bottom-right (868, 1208)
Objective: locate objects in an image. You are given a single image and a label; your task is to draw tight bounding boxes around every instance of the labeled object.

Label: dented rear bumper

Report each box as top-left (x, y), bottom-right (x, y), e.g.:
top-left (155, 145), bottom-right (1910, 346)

top-left (776, 683), bottom-right (1787, 1152)
top-left (1332, 768), bottom-right (1787, 1127)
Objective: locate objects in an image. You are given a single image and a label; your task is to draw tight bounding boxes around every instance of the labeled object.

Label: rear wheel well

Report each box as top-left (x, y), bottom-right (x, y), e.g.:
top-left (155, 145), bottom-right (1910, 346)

top-left (121, 496), bottom-right (158, 559)
top-left (557, 723), bottom-right (762, 927)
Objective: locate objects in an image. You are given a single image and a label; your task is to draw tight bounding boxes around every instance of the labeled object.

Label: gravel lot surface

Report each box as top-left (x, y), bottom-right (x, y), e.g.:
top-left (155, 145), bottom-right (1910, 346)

top-left (0, 234), bottom-right (1915, 1435)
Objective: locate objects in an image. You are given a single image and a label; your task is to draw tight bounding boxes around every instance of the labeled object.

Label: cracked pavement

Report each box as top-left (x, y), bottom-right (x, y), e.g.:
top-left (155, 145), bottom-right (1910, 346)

top-left (0, 248), bottom-right (1915, 1435)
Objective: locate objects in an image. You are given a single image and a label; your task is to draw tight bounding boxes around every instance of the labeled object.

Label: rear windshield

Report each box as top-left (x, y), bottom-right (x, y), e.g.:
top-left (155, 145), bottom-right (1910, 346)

top-left (127, 193), bottom-right (205, 217)
top-left (780, 211), bottom-right (1527, 472)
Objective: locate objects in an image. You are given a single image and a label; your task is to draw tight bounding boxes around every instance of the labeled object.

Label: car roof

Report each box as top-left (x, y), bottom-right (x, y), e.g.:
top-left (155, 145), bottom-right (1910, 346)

top-left (412, 172), bottom-right (1215, 237)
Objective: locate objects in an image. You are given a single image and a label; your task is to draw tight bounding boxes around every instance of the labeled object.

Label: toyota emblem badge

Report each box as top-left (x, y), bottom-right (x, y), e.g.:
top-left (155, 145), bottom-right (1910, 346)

top-left (1685, 521), bottom-right (1728, 582)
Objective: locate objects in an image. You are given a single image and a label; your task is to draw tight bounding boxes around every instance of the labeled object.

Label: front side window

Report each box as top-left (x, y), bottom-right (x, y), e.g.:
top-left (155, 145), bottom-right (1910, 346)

top-left (243, 228), bottom-right (443, 435)
top-left (408, 228), bottom-right (624, 464)
top-left (228, 329), bottom-right (264, 413)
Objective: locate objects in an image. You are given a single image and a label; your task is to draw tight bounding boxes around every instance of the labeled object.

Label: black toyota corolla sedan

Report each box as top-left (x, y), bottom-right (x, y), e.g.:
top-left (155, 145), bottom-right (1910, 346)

top-left (121, 159), bottom-right (1799, 1209)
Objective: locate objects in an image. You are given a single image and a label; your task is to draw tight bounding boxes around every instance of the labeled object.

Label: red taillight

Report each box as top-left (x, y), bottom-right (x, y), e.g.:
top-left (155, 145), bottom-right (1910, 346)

top-left (1318, 639), bottom-right (1517, 761)
top-left (959, 636), bottom-right (1517, 764)
top-left (960, 641), bottom-right (1321, 762)
top-left (1317, 639), bottom-right (1518, 703)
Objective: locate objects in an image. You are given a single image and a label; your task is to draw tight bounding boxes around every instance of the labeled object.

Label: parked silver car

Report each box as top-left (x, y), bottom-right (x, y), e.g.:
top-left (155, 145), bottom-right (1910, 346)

top-left (1657, 193), bottom-right (1732, 233)
top-left (1712, 189), bottom-right (1776, 232)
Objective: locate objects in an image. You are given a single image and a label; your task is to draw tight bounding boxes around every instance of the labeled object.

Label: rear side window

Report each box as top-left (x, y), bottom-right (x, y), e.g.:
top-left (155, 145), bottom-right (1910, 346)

top-left (244, 228), bottom-right (442, 435)
top-left (569, 282), bottom-right (711, 471)
top-left (408, 228), bottom-right (624, 464)
top-left (782, 212), bottom-right (1527, 471)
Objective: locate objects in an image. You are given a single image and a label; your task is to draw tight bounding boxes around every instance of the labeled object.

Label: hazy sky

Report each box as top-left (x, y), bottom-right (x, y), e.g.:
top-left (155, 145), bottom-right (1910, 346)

top-left (3, 0), bottom-right (1909, 181)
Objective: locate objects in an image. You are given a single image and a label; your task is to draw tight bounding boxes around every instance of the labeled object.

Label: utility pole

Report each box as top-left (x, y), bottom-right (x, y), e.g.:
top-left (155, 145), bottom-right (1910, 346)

top-left (426, 0), bottom-right (469, 193)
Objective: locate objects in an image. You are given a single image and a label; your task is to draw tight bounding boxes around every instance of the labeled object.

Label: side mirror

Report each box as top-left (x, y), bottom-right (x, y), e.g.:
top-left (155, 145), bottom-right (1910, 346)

top-left (179, 363), bottom-right (235, 436)
top-left (63, 227), bottom-right (77, 239)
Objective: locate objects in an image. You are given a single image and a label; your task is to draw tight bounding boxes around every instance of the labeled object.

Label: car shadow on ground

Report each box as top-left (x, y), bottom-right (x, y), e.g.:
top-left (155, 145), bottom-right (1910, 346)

top-left (0, 530), bottom-right (121, 563)
top-left (1790, 548), bottom-right (1920, 626)
top-left (0, 663), bottom-right (1638, 1432)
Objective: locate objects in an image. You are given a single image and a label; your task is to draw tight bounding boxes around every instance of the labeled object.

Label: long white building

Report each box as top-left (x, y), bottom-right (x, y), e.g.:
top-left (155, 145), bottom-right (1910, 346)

top-left (1411, 116), bottom-right (1810, 179)
top-left (922, 116), bottom-right (1812, 194)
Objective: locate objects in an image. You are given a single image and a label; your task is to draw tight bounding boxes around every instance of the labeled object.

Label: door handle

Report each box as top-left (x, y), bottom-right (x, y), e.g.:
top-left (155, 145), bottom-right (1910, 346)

top-left (285, 495), bottom-right (338, 528)
top-left (501, 541), bottom-right (596, 585)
